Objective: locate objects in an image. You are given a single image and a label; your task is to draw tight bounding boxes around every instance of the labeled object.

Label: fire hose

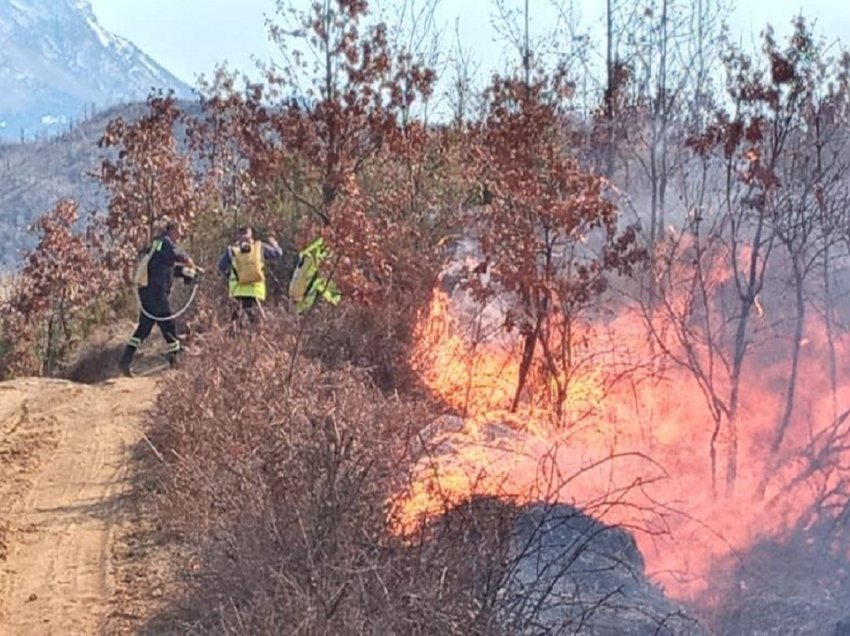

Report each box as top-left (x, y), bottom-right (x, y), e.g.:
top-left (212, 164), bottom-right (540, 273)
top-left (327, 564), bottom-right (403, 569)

top-left (134, 266), bottom-right (204, 323)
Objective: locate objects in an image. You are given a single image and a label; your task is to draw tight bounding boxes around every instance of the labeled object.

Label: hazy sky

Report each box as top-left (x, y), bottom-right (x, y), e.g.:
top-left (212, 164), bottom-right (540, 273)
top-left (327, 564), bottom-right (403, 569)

top-left (88, 0), bottom-right (850, 88)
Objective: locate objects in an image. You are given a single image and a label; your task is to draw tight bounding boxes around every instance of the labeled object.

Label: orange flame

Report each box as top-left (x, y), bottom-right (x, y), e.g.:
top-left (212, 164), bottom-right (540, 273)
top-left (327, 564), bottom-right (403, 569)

top-left (391, 280), bottom-right (850, 602)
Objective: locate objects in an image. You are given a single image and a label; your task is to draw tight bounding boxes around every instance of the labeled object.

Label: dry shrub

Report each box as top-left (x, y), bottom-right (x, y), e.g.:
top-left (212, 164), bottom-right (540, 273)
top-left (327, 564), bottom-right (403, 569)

top-left (144, 318), bottom-right (506, 634)
top-left (300, 279), bottom-right (436, 394)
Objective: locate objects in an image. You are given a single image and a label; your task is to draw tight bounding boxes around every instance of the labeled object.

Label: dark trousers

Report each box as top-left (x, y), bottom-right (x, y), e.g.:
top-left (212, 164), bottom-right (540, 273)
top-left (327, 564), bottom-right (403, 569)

top-left (134, 287), bottom-right (179, 343)
top-left (120, 287), bottom-right (180, 367)
top-left (230, 296), bottom-right (260, 324)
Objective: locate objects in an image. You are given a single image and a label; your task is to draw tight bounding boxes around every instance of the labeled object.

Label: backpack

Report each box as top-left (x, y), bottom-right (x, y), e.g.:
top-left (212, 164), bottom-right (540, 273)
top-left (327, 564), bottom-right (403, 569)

top-left (231, 240), bottom-right (264, 284)
top-left (288, 251), bottom-right (317, 304)
top-left (133, 240), bottom-right (161, 288)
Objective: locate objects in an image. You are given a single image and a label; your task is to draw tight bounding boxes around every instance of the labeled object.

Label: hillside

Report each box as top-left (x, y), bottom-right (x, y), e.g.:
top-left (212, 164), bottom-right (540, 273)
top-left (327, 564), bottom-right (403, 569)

top-left (0, 100), bottom-right (175, 270)
top-left (0, 319), bottom-right (713, 634)
top-left (0, 0), bottom-right (192, 142)
top-left (0, 0), bottom-right (198, 270)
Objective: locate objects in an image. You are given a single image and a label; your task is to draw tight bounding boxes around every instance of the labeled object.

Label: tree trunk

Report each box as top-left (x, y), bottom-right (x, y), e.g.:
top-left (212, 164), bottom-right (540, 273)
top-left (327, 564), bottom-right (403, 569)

top-left (604, 0), bottom-right (615, 177)
top-left (512, 314), bottom-right (543, 413)
top-left (823, 249), bottom-right (838, 422)
top-left (771, 259), bottom-right (805, 453)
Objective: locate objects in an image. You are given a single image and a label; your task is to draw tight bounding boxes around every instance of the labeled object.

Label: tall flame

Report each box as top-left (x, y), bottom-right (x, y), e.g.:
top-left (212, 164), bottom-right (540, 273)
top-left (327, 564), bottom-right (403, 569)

top-left (391, 280), bottom-right (850, 602)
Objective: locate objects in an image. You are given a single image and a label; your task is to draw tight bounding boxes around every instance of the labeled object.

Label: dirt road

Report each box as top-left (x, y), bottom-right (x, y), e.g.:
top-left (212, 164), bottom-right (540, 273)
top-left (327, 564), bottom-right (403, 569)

top-left (0, 376), bottom-right (159, 635)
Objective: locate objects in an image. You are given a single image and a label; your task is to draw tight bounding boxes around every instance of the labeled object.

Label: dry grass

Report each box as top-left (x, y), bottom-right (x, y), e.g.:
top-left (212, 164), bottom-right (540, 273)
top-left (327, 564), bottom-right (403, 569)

top-left (134, 314), bottom-right (503, 634)
top-left (109, 292), bottom-right (700, 634)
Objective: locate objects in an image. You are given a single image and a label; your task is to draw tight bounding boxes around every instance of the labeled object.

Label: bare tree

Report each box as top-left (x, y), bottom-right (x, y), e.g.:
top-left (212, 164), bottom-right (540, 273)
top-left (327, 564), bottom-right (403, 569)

top-left (445, 17), bottom-right (482, 125)
top-left (642, 23), bottom-right (833, 494)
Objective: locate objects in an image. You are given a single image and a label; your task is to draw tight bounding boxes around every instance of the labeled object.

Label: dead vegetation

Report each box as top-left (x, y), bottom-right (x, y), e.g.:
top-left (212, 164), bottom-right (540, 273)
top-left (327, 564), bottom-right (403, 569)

top-left (135, 316), bottom-right (500, 633)
top-left (104, 300), bottom-right (703, 635)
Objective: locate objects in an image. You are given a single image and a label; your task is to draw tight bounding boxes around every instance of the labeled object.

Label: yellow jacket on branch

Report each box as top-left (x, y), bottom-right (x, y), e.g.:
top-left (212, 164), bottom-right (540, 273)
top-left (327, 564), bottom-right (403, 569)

top-left (288, 237), bottom-right (341, 314)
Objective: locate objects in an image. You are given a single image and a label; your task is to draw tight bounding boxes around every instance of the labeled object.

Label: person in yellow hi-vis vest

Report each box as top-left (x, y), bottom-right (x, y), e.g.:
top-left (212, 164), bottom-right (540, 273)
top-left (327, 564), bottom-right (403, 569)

top-left (217, 226), bottom-right (283, 325)
top-left (288, 237), bottom-right (341, 314)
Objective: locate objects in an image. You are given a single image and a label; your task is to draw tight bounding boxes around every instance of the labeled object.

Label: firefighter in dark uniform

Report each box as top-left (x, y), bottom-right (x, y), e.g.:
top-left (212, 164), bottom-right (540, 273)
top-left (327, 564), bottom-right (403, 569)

top-left (118, 221), bottom-right (195, 376)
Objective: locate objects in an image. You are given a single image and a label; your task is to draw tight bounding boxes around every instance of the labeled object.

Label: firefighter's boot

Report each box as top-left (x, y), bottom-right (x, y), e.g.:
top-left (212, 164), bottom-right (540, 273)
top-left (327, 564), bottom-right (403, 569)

top-left (118, 337), bottom-right (141, 377)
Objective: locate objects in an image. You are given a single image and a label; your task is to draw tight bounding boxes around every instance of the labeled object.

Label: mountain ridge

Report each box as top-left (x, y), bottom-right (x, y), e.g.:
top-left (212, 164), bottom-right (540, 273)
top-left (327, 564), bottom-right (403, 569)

top-left (0, 0), bottom-right (193, 141)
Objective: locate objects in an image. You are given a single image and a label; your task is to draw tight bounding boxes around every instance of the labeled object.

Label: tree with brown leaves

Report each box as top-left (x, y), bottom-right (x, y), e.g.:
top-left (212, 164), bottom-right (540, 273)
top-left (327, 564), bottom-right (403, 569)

top-left (97, 91), bottom-right (197, 276)
top-left (466, 69), bottom-right (644, 421)
top-left (0, 200), bottom-right (101, 377)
